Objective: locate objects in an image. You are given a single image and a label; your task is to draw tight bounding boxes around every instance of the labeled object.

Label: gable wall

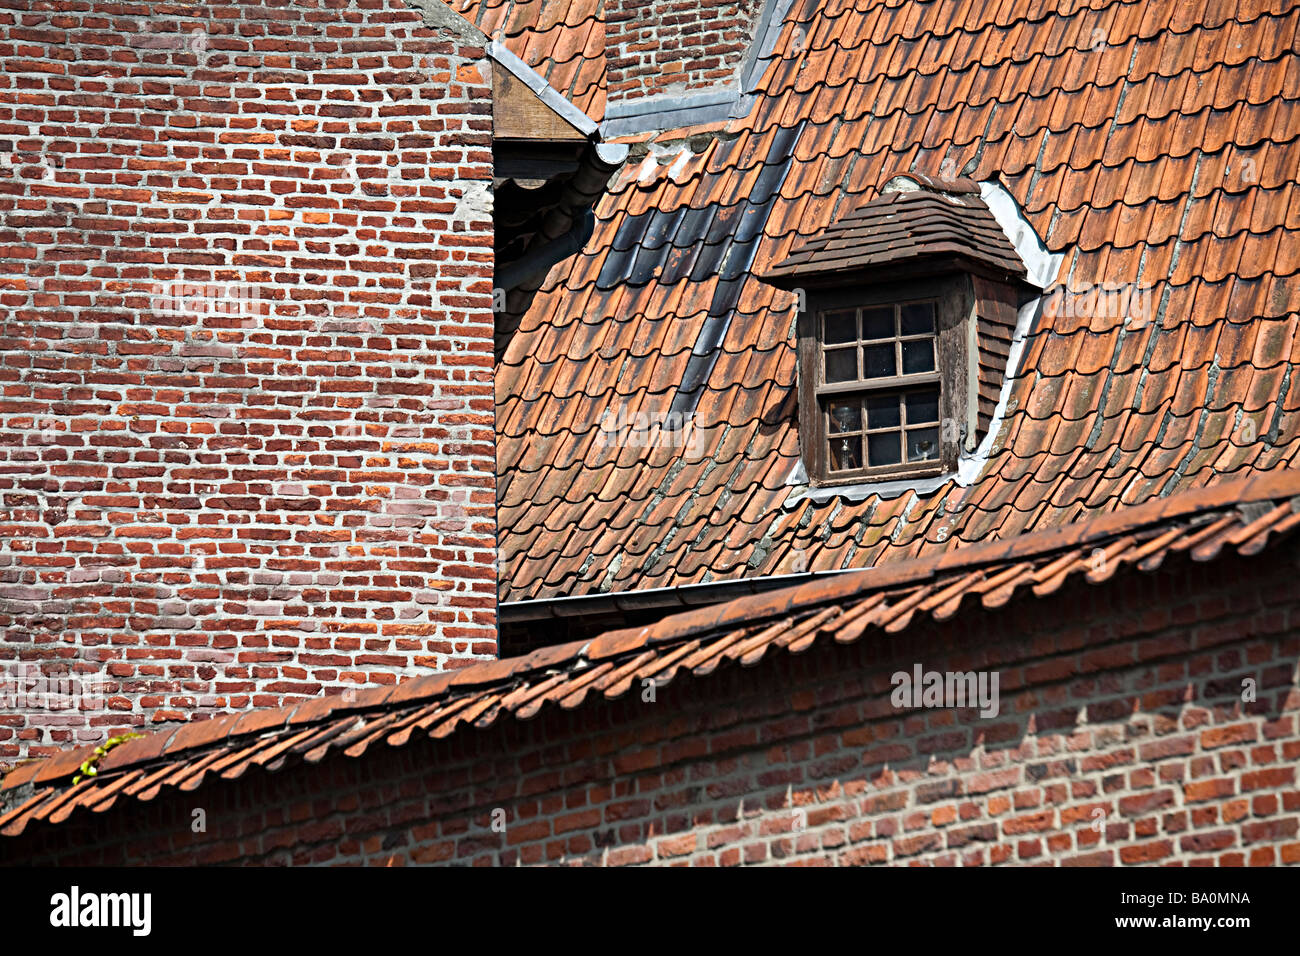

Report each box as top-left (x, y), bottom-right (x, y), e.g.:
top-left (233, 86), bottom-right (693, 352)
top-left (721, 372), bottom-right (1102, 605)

top-left (0, 0), bottom-right (499, 768)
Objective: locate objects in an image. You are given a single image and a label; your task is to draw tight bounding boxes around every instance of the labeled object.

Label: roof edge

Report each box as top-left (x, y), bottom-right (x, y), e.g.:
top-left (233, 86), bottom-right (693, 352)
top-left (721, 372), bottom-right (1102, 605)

top-left (501, 568), bottom-right (860, 621)
top-left (4, 469), bottom-right (1298, 804)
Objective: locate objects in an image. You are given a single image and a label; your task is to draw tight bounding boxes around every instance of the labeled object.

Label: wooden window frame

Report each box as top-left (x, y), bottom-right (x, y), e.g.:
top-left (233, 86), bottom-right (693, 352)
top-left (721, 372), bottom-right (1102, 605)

top-left (798, 274), bottom-right (974, 486)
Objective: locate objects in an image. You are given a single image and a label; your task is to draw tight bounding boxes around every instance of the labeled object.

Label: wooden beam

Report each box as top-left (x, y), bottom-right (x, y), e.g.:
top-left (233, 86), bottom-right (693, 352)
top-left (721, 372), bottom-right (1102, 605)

top-left (492, 61), bottom-right (588, 142)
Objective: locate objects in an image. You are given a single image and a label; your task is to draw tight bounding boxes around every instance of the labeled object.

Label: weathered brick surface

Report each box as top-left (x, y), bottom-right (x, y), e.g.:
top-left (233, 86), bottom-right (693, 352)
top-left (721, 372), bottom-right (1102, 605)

top-left (606, 0), bottom-right (762, 102)
top-left (0, 0), bottom-right (497, 765)
top-left (5, 548), bottom-right (1298, 866)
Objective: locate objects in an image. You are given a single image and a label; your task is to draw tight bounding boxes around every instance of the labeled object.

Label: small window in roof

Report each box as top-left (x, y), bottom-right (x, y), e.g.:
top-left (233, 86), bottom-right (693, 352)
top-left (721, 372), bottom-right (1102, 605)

top-left (803, 277), bottom-right (970, 481)
top-left (761, 174), bottom-right (1035, 486)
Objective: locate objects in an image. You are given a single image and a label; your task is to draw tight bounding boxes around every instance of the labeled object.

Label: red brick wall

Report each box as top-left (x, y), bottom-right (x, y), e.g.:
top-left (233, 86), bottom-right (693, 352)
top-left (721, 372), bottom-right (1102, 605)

top-left (0, 0), bottom-right (498, 767)
top-left (607, 0), bottom-right (762, 102)
top-left (5, 546), bottom-right (1298, 866)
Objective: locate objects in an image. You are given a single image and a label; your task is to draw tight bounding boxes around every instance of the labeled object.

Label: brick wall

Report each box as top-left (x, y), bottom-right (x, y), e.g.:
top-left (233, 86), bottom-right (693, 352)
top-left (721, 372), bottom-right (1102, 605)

top-left (606, 0), bottom-right (762, 102)
top-left (6, 545), bottom-right (1298, 866)
top-left (0, 0), bottom-right (498, 767)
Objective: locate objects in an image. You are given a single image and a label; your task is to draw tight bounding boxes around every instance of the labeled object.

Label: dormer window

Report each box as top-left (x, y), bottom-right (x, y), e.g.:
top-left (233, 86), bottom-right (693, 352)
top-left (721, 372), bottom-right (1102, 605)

top-left (804, 275), bottom-right (973, 482)
top-left (761, 174), bottom-right (1036, 487)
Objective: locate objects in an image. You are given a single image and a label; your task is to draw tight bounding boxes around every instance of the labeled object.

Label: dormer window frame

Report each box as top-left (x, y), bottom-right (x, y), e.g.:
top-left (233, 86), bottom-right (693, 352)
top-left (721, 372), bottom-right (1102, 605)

top-left (797, 274), bottom-right (975, 487)
top-left (762, 175), bottom-right (1041, 491)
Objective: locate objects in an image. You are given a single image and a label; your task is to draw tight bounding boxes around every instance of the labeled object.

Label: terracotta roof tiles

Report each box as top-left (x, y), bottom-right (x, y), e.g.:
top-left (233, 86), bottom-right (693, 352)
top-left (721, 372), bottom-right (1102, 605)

top-left (762, 183), bottom-right (1028, 285)
top-left (456, 0), bottom-right (605, 117)
top-left (491, 0), bottom-right (1300, 604)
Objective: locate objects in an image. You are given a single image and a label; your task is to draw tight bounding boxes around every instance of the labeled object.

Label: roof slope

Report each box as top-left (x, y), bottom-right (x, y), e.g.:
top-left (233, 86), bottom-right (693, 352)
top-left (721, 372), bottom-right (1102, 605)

top-left (4, 469), bottom-right (1298, 837)
top-left (496, 0), bottom-right (1300, 603)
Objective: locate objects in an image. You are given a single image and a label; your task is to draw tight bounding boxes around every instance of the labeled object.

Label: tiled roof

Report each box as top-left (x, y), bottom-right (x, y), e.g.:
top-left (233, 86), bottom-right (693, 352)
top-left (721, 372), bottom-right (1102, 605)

top-left (496, 0), bottom-right (1300, 603)
top-left (4, 469), bottom-right (1299, 837)
top-left (763, 177), bottom-right (1028, 285)
top-left (454, 0), bottom-right (605, 119)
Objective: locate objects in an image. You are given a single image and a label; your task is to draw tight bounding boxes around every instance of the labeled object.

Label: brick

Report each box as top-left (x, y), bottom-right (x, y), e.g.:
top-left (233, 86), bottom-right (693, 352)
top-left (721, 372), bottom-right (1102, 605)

top-left (0, 0), bottom-right (498, 764)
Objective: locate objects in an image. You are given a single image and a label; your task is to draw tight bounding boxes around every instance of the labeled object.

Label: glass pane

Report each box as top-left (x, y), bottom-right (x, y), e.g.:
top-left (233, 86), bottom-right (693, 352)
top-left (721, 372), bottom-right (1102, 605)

top-left (907, 427), bottom-right (940, 462)
top-left (901, 338), bottom-right (934, 374)
top-left (827, 399), bottom-right (861, 433)
top-left (905, 389), bottom-right (940, 424)
top-left (867, 432), bottom-right (901, 466)
top-left (861, 307), bottom-right (893, 341)
top-left (866, 393), bottom-right (900, 430)
top-left (829, 434), bottom-right (862, 471)
top-left (863, 344), bottom-right (895, 378)
top-left (825, 347), bottom-right (856, 383)
top-left (823, 310), bottom-right (856, 344)
top-left (900, 302), bottom-right (935, 335)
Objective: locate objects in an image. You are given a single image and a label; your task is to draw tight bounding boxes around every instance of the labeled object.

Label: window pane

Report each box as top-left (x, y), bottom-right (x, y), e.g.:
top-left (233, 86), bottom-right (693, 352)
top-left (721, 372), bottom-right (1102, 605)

top-left (863, 344), bottom-right (895, 378)
top-left (823, 310), bottom-right (856, 344)
top-left (861, 307), bottom-right (893, 341)
top-left (901, 338), bottom-right (934, 374)
top-left (867, 432), bottom-right (901, 466)
top-left (907, 427), bottom-right (940, 462)
top-left (866, 393), bottom-right (900, 429)
top-left (900, 302), bottom-right (935, 335)
top-left (905, 389), bottom-right (939, 424)
top-left (829, 434), bottom-right (862, 471)
top-left (827, 399), bottom-right (861, 433)
top-left (825, 347), bottom-right (856, 383)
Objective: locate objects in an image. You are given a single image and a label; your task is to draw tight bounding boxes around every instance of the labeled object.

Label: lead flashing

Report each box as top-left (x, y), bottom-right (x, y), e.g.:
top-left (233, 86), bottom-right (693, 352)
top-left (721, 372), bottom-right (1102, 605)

top-left (603, 90), bottom-right (746, 138)
top-left (486, 38), bottom-right (602, 139)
